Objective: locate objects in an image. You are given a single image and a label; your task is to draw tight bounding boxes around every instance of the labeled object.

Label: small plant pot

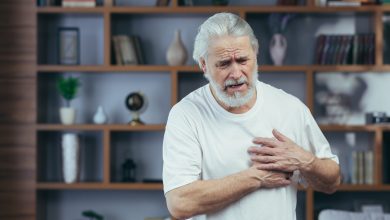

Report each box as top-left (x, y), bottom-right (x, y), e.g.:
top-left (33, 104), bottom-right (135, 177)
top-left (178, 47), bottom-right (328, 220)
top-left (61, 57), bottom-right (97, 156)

top-left (60, 107), bottom-right (76, 125)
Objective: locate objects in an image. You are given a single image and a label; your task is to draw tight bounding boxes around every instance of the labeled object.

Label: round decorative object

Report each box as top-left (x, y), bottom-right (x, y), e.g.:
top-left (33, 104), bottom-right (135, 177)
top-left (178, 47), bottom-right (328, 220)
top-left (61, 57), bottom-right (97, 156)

top-left (125, 92), bottom-right (147, 126)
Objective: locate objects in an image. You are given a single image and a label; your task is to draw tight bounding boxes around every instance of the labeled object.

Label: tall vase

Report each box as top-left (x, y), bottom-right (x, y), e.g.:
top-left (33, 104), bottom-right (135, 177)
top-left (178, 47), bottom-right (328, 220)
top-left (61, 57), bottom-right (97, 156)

top-left (62, 133), bottom-right (80, 184)
top-left (166, 29), bottom-right (188, 66)
top-left (269, 33), bottom-right (287, 66)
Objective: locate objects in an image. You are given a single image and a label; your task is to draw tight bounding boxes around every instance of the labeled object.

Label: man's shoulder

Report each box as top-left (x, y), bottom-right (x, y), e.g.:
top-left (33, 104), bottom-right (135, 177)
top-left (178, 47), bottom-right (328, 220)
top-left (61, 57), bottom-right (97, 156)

top-left (169, 84), bottom-right (209, 118)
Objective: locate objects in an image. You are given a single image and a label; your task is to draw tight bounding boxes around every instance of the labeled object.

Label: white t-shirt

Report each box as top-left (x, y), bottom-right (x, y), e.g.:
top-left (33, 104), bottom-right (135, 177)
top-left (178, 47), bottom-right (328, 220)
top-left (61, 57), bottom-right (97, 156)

top-left (163, 80), bottom-right (339, 220)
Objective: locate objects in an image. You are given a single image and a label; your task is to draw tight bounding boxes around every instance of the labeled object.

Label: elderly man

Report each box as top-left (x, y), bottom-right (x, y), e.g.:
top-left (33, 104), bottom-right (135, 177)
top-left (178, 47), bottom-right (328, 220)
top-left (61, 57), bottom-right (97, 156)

top-left (163, 12), bottom-right (340, 220)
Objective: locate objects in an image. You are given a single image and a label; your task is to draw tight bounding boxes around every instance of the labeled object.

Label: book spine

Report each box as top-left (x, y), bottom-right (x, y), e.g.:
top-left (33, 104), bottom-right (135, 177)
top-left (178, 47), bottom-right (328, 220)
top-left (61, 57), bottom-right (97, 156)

top-left (364, 151), bottom-right (374, 184)
top-left (62, 0), bottom-right (96, 7)
top-left (118, 35), bottom-right (138, 65)
top-left (112, 36), bottom-right (123, 65)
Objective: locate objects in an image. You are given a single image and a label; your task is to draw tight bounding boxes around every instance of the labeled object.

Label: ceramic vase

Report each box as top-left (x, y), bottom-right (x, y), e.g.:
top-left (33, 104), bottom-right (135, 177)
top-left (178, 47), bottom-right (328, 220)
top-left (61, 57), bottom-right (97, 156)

top-left (93, 105), bottom-right (107, 124)
top-left (62, 133), bottom-right (80, 184)
top-left (269, 33), bottom-right (287, 66)
top-left (166, 29), bottom-right (188, 66)
top-left (60, 107), bottom-right (76, 125)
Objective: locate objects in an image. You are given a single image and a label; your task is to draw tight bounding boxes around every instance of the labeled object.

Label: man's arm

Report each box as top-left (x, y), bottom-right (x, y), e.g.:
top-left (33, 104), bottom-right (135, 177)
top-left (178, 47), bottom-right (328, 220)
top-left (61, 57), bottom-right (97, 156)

top-left (166, 166), bottom-right (292, 219)
top-left (248, 129), bottom-right (341, 194)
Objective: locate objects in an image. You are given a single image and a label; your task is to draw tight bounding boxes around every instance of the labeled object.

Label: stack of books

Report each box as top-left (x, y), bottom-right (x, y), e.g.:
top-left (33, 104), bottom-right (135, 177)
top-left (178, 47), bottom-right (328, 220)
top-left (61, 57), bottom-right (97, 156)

top-left (62, 0), bottom-right (96, 7)
top-left (112, 35), bottom-right (145, 65)
top-left (326, 0), bottom-right (378, 6)
top-left (314, 33), bottom-right (375, 65)
top-left (351, 150), bottom-right (374, 185)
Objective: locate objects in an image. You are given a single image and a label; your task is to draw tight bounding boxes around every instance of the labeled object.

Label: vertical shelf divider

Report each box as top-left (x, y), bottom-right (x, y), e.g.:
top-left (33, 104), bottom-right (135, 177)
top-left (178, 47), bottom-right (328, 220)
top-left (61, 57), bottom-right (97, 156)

top-left (171, 0), bottom-right (179, 8)
top-left (305, 70), bottom-right (315, 113)
top-left (374, 128), bottom-right (383, 185)
top-left (103, 129), bottom-right (111, 185)
top-left (171, 70), bottom-right (178, 106)
top-left (104, 10), bottom-right (112, 67)
top-left (375, 10), bottom-right (384, 66)
top-left (306, 188), bottom-right (314, 220)
top-left (104, 0), bottom-right (113, 7)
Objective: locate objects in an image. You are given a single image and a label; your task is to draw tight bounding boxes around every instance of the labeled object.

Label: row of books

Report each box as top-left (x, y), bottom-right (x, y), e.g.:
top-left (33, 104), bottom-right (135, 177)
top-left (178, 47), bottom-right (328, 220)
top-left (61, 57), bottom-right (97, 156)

top-left (326, 0), bottom-right (379, 6)
top-left (351, 150), bottom-right (374, 185)
top-left (314, 34), bottom-right (375, 65)
top-left (112, 35), bottom-right (145, 65)
top-left (37, 0), bottom-right (96, 7)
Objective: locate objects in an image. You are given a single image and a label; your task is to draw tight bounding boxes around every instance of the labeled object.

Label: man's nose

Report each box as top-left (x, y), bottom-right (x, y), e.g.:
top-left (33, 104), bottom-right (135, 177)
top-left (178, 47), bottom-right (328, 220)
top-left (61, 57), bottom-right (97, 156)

top-left (229, 62), bottom-right (242, 79)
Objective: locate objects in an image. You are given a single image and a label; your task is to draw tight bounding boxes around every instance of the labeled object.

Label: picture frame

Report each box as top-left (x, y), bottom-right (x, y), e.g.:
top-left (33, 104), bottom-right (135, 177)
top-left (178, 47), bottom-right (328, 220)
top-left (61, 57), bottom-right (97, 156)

top-left (58, 27), bottom-right (80, 65)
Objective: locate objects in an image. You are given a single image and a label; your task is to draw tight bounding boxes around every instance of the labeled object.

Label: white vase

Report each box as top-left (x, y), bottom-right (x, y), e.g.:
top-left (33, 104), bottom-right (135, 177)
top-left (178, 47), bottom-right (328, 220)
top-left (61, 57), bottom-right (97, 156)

top-left (61, 133), bottom-right (80, 184)
top-left (60, 107), bottom-right (76, 125)
top-left (93, 105), bottom-right (107, 124)
top-left (166, 29), bottom-right (188, 66)
top-left (269, 33), bottom-right (287, 66)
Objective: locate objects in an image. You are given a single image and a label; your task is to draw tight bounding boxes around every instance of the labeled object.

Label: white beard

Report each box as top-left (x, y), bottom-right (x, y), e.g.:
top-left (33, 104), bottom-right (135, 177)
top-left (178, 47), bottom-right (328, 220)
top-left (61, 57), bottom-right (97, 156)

top-left (204, 70), bottom-right (258, 108)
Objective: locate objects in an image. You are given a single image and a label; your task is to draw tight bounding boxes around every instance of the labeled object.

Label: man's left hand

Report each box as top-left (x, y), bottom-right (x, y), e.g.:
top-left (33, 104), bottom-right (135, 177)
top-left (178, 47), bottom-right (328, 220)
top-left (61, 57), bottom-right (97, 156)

top-left (248, 129), bottom-right (316, 173)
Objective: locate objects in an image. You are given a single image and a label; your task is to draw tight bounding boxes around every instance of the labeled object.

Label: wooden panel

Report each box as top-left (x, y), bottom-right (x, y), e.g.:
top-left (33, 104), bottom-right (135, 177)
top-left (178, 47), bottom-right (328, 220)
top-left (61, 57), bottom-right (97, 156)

top-left (0, 77), bottom-right (36, 124)
top-left (0, 0), bottom-right (36, 220)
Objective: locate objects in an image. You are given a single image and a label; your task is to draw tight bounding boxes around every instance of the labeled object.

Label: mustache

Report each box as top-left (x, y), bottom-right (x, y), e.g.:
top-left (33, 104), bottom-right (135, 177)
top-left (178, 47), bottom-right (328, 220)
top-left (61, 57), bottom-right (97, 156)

top-left (224, 76), bottom-right (248, 89)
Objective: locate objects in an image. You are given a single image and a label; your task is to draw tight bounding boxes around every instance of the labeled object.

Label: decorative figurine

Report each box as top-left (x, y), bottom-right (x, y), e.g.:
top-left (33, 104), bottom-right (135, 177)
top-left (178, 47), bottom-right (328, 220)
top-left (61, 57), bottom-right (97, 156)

top-left (125, 92), bottom-right (147, 125)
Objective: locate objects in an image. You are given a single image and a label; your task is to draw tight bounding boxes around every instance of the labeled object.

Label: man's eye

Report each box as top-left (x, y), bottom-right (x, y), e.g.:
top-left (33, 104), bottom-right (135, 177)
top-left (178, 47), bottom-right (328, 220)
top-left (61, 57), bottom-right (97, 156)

top-left (218, 61), bottom-right (230, 67)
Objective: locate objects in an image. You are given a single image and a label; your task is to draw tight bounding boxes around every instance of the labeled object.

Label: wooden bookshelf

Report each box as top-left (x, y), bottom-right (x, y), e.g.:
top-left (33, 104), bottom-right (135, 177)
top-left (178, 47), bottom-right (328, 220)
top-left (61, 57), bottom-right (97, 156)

top-left (34, 2), bottom-right (390, 220)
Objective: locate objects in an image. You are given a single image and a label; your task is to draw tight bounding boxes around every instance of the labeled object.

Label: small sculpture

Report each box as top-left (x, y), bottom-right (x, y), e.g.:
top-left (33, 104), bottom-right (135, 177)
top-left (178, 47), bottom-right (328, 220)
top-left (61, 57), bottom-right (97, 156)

top-left (125, 92), bottom-right (147, 126)
top-left (93, 105), bottom-right (107, 124)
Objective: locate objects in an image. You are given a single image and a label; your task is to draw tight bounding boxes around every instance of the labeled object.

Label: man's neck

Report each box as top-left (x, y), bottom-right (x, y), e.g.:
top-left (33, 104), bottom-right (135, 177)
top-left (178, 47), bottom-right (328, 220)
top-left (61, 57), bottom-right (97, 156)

top-left (210, 86), bottom-right (257, 114)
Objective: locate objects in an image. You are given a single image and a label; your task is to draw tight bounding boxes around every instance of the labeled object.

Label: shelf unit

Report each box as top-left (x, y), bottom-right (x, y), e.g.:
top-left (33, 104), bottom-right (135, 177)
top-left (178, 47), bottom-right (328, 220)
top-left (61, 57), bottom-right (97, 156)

top-left (35, 0), bottom-right (390, 219)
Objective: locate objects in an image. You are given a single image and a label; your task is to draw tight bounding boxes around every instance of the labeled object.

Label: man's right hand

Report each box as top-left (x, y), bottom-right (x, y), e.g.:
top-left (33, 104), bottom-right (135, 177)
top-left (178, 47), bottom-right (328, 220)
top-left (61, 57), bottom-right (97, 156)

top-left (247, 165), bottom-right (292, 188)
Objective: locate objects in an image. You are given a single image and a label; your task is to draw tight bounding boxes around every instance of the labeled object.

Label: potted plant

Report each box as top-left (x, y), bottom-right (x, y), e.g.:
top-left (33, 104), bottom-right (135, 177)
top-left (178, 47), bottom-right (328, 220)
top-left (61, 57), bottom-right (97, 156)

top-left (82, 210), bottom-right (104, 220)
top-left (57, 76), bottom-right (80, 124)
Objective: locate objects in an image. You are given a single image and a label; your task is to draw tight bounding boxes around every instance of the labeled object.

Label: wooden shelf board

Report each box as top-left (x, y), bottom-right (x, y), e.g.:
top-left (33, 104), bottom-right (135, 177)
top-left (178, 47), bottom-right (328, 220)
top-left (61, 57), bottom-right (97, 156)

top-left (320, 124), bottom-right (390, 132)
top-left (36, 6), bottom-right (382, 14)
top-left (36, 124), bottom-right (166, 131)
top-left (36, 182), bottom-right (163, 190)
top-left (336, 184), bottom-right (390, 191)
top-left (37, 6), bottom-right (105, 13)
top-left (37, 65), bottom-right (390, 73)
top-left (319, 124), bottom-right (378, 132)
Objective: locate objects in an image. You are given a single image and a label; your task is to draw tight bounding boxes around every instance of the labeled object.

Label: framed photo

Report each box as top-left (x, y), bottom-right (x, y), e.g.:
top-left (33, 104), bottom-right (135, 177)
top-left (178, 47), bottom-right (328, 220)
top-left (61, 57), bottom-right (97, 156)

top-left (58, 27), bottom-right (80, 65)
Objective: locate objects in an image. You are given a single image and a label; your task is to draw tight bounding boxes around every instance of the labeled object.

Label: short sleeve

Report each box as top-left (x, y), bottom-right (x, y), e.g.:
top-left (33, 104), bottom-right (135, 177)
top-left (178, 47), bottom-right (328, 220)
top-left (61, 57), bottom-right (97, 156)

top-left (163, 104), bottom-right (202, 194)
top-left (300, 106), bottom-right (339, 164)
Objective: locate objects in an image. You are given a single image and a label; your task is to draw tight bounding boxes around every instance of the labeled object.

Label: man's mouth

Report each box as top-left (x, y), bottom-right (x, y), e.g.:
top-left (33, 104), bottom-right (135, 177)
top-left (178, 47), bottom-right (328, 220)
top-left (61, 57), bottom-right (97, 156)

top-left (226, 82), bottom-right (245, 89)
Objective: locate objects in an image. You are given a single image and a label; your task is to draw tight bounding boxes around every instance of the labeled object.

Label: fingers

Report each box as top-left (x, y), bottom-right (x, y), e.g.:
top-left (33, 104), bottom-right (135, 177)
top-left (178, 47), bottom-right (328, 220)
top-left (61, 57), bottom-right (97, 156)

top-left (252, 137), bottom-right (279, 147)
top-left (251, 155), bottom-right (279, 163)
top-left (272, 129), bottom-right (292, 143)
top-left (248, 146), bottom-right (276, 155)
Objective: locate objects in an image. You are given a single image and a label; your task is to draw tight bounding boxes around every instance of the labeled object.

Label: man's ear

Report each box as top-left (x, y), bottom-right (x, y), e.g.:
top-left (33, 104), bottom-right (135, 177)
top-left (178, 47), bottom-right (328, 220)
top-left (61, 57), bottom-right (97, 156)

top-left (200, 58), bottom-right (207, 73)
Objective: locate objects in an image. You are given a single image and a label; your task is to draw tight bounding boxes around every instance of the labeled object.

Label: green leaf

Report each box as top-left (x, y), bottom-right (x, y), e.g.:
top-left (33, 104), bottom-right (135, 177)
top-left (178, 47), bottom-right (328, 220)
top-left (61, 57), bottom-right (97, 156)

top-left (57, 76), bottom-right (80, 106)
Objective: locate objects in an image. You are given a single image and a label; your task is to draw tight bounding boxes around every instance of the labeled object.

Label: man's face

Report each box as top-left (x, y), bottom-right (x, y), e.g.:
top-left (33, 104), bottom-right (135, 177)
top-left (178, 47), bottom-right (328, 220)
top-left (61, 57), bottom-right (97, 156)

top-left (201, 35), bottom-right (258, 107)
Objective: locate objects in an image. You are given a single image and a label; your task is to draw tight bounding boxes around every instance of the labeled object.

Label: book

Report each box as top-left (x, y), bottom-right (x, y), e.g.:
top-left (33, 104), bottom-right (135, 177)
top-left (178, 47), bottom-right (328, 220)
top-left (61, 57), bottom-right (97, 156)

top-left (327, 0), bottom-right (361, 6)
top-left (62, 0), bottom-right (96, 7)
top-left (364, 151), bottom-right (374, 184)
top-left (117, 35), bottom-right (138, 65)
top-left (315, 35), bottom-right (326, 64)
top-left (112, 36), bottom-right (123, 65)
top-left (132, 36), bottom-right (145, 65)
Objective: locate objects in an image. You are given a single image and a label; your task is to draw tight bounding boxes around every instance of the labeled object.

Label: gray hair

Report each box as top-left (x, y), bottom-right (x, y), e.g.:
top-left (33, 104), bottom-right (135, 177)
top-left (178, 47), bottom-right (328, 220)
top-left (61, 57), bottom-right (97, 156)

top-left (193, 12), bottom-right (259, 68)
